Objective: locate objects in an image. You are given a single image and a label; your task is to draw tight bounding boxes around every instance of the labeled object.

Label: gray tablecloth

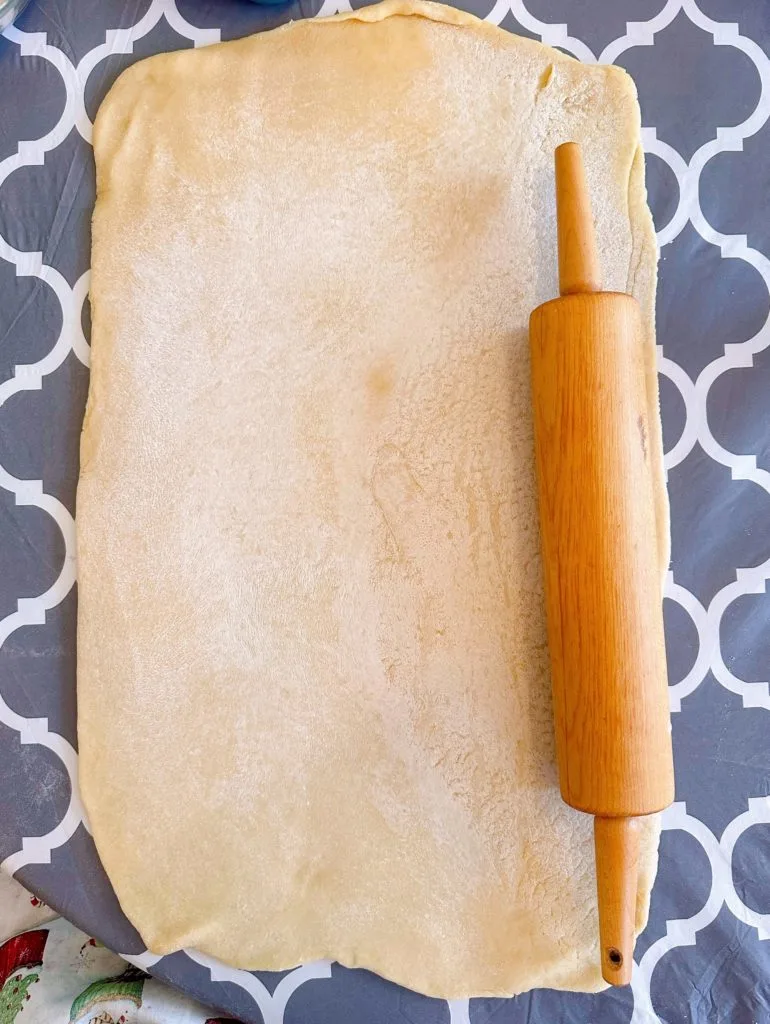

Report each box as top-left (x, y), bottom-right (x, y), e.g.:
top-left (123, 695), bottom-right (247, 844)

top-left (2, 1), bottom-right (769, 1021)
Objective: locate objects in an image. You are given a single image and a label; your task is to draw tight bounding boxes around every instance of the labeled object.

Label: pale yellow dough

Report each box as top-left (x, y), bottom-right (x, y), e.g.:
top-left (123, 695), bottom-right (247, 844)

top-left (78, 0), bottom-right (668, 998)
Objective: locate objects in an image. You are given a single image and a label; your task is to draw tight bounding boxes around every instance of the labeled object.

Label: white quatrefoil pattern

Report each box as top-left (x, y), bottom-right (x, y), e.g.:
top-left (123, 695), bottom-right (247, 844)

top-left (1, 1), bottom-right (769, 1022)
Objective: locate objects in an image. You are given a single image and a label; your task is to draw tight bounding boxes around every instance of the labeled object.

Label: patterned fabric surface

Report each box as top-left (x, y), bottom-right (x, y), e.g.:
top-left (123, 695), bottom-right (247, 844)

top-left (0, 871), bottom-right (239, 1023)
top-left (1, 1), bottom-right (769, 1022)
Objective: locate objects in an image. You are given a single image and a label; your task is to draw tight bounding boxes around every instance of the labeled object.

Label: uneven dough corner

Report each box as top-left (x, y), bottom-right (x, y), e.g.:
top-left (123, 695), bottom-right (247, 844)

top-left (78, 0), bottom-right (666, 1001)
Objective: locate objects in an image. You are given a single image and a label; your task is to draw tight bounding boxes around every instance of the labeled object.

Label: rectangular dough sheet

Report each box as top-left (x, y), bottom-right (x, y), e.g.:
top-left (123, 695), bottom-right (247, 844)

top-left (77, 0), bottom-right (668, 998)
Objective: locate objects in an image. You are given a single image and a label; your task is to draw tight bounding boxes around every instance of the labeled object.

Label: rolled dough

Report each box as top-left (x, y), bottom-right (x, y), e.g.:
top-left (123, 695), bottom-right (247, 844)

top-left (78, 0), bottom-right (668, 998)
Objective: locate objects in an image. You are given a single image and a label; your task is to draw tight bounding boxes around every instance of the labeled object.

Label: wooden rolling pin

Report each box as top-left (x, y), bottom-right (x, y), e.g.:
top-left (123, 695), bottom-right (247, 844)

top-left (528, 142), bottom-right (674, 986)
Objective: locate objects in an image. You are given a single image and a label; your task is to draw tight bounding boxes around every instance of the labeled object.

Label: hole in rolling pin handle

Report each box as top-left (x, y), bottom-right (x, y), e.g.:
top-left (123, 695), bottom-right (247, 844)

top-left (606, 948), bottom-right (623, 969)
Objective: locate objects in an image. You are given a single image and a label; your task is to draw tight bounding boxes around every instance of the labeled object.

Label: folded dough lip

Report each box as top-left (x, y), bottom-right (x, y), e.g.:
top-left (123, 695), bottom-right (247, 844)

top-left (77, 0), bottom-right (667, 999)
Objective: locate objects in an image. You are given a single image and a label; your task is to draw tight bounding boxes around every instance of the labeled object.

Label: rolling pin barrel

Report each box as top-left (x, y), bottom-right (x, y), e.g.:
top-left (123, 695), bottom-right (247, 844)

top-left (529, 143), bottom-right (674, 986)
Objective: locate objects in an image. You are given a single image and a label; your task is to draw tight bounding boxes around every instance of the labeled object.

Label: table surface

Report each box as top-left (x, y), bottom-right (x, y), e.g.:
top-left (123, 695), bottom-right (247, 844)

top-left (2, 1), bottom-right (770, 1022)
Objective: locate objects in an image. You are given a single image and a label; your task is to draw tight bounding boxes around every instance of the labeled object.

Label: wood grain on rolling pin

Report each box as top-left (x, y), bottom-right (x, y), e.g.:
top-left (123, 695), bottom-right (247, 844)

top-left (529, 291), bottom-right (673, 818)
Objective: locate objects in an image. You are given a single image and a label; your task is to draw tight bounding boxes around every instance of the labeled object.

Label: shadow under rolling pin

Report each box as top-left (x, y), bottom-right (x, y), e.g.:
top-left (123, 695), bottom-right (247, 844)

top-left (529, 143), bottom-right (674, 986)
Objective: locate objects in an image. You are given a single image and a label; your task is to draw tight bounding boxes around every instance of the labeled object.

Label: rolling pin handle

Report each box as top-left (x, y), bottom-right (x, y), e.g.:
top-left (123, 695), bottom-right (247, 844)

top-left (594, 815), bottom-right (640, 986)
top-left (555, 142), bottom-right (602, 296)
